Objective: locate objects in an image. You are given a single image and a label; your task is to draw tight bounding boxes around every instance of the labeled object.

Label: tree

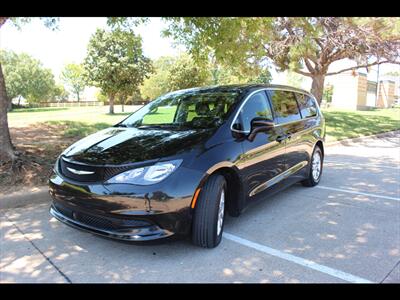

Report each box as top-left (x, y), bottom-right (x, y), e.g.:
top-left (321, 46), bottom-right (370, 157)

top-left (384, 71), bottom-right (400, 77)
top-left (0, 17), bottom-right (59, 163)
top-left (140, 53), bottom-right (212, 100)
top-left (140, 56), bottom-right (177, 100)
top-left (166, 53), bottom-right (210, 91)
top-left (0, 50), bottom-right (57, 105)
top-left (163, 17), bottom-right (400, 103)
top-left (83, 28), bottom-right (153, 114)
top-left (51, 84), bottom-right (69, 102)
top-left (60, 63), bottom-right (86, 101)
top-left (140, 53), bottom-right (266, 100)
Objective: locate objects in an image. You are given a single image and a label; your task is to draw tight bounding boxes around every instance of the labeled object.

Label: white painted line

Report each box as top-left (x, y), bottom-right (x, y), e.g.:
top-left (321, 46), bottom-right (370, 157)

top-left (324, 160), bottom-right (400, 170)
top-left (316, 185), bottom-right (400, 202)
top-left (223, 232), bottom-right (372, 283)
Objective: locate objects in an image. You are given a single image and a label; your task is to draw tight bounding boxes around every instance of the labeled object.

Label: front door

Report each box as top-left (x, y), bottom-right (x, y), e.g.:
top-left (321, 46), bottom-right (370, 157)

top-left (234, 90), bottom-right (286, 199)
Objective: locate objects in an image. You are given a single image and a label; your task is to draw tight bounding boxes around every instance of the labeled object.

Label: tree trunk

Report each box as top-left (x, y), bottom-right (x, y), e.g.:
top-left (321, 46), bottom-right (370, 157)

top-left (77, 92), bottom-right (80, 102)
top-left (7, 98), bottom-right (12, 112)
top-left (310, 74), bottom-right (325, 104)
top-left (0, 63), bottom-right (15, 163)
top-left (109, 93), bottom-right (115, 114)
top-left (120, 95), bottom-right (125, 113)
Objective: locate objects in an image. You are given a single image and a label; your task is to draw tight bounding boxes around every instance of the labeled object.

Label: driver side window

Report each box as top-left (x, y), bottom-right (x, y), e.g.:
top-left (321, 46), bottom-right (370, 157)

top-left (236, 91), bottom-right (273, 132)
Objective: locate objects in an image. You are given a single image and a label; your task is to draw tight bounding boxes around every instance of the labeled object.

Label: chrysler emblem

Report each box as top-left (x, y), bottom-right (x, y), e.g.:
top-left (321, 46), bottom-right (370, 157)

top-left (66, 167), bottom-right (95, 175)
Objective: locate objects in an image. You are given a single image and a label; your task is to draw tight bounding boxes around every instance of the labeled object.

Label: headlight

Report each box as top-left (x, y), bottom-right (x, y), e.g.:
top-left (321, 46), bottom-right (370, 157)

top-left (106, 160), bottom-right (182, 185)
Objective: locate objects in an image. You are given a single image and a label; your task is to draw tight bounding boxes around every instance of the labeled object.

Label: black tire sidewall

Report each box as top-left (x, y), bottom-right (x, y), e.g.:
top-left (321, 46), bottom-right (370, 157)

top-left (213, 180), bottom-right (227, 246)
top-left (192, 174), bottom-right (227, 248)
top-left (310, 147), bottom-right (323, 184)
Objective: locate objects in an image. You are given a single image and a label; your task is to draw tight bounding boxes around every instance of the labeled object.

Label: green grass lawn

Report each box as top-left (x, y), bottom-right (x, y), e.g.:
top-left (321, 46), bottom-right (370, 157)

top-left (8, 105), bottom-right (400, 142)
top-left (323, 107), bottom-right (400, 142)
top-left (7, 105), bottom-right (139, 128)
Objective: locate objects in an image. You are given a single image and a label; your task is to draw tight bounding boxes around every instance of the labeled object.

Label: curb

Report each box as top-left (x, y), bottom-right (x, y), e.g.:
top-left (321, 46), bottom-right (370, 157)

top-left (325, 130), bottom-right (400, 147)
top-left (0, 187), bottom-right (50, 210)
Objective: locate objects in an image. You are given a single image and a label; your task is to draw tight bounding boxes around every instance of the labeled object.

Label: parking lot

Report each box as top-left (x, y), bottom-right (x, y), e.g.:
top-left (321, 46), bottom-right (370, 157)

top-left (1, 132), bottom-right (399, 283)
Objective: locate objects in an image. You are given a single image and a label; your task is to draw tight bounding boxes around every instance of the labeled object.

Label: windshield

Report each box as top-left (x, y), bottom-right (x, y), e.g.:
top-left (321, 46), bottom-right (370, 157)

top-left (120, 89), bottom-right (241, 130)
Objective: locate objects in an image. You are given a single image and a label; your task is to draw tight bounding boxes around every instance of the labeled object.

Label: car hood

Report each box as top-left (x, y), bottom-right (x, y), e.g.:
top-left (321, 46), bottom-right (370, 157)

top-left (62, 127), bottom-right (214, 165)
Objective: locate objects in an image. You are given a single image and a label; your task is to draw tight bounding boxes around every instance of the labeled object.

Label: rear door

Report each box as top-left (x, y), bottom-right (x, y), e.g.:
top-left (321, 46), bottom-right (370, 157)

top-left (294, 92), bottom-right (321, 165)
top-left (234, 90), bottom-right (286, 198)
top-left (267, 89), bottom-right (307, 178)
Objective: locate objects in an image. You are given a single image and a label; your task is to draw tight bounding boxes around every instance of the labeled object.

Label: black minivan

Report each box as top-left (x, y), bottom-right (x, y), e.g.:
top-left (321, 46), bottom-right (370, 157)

top-left (49, 84), bottom-right (325, 248)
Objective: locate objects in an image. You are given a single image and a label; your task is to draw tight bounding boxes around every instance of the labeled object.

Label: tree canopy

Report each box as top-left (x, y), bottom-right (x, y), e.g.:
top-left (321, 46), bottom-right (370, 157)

top-left (167, 53), bottom-right (210, 92)
top-left (83, 28), bottom-right (153, 113)
top-left (140, 53), bottom-right (272, 100)
top-left (163, 17), bottom-right (400, 102)
top-left (0, 50), bottom-right (57, 103)
top-left (140, 56), bottom-right (177, 100)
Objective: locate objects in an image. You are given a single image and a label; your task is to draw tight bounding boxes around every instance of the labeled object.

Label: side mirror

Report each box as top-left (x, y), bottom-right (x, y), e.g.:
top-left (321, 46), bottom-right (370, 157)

top-left (248, 117), bottom-right (274, 141)
top-left (251, 117), bottom-right (275, 128)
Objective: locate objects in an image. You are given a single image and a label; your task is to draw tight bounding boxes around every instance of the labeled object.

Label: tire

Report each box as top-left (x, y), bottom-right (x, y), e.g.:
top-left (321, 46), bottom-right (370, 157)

top-left (301, 146), bottom-right (323, 187)
top-left (192, 174), bottom-right (227, 248)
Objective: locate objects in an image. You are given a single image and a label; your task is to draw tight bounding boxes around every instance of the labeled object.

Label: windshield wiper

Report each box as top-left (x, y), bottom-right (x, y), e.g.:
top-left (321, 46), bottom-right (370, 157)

top-left (114, 123), bottom-right (128, 128)
top-left (137, 124), bottom-right (190, 130)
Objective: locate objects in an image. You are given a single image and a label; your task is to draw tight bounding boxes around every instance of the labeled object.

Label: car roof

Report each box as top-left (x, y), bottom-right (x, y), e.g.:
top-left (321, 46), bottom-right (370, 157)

top-left (168, 84), bottom-right (314, 98)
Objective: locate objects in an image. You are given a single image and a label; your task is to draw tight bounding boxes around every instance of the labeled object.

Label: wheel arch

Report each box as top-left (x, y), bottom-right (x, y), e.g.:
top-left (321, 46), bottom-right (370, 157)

top-left (315, 140), bottom-right (324, 158)
top-left (196, 163), bottom-right (245, 217)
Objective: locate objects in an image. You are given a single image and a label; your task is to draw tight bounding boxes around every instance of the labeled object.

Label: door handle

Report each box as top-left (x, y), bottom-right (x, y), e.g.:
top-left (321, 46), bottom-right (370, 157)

top-left (276, 135), bottom-right (287, 142)
top-left (276, 133), bottom-right (292, 142)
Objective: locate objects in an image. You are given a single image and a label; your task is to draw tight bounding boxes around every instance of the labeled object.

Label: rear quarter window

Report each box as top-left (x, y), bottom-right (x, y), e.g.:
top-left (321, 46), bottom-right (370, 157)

top-left (295, 93), bottom-right (318, 119)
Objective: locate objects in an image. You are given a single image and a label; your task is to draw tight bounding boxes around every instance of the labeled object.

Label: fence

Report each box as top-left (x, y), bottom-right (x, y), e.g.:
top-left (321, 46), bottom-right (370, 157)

top-left (28, 101), bottom-right (104, 108)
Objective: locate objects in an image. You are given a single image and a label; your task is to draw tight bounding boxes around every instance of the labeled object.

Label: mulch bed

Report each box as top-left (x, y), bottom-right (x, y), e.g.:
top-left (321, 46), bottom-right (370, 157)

top-left (0, 123), bottom-right (76, 195)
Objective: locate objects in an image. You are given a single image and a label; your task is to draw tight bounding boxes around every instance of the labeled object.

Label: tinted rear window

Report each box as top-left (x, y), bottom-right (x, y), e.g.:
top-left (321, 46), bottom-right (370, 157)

top-left (296, 93), bottom-right (318, 118)
top-left (268, 90), bottom-right (301, 124)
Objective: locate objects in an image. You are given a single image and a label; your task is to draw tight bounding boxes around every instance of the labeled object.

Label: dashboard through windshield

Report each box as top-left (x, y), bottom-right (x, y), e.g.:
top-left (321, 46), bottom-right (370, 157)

top-left (120, 90), bottom-right (241, 130)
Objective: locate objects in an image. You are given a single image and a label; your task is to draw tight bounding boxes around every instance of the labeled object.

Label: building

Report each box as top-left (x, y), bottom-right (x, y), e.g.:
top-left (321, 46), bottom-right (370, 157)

top-left (329, 71), bottom-right (398, 110)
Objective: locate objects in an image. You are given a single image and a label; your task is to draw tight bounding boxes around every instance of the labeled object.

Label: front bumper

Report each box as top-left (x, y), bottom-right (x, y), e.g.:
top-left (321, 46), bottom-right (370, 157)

top-left (48, 165), bottom-right (205, 242)
top-left (50, 203), bottom-right (172, 241)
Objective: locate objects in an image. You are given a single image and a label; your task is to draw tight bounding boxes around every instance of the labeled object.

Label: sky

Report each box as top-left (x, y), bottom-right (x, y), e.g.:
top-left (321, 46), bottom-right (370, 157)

top-left (0, 17), bottom-right (185, 80)
top-left (1, 17), bottom-right (399, 91)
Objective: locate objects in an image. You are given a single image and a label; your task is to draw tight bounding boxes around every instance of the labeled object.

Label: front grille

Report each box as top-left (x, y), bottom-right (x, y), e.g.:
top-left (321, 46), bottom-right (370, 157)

top-left (54, 202), bottom-right (73, 219)
top-left (74, 212), bottom-right (116, 231)
top-left (59, 157), bottom-right (132, 183)
top-left (54, 202), bottom-right (151, 231)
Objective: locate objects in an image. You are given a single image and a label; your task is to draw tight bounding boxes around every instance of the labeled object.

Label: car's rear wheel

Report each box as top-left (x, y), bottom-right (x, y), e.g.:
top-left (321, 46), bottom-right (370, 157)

top-left (192, 174), bottom-right (226, 248)
top-left (302, 146), bottom-right (323, 187)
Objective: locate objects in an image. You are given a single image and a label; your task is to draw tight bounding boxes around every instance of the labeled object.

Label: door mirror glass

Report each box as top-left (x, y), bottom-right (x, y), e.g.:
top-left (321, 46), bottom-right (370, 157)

top-left (248, 117), bottom-right (274, 141)
top-left (250, 117), bottom-right (275, 129)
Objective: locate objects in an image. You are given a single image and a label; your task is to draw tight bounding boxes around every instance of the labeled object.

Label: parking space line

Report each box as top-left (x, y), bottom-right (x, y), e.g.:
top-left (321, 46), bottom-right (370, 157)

top-left (324, 160), bottom-right (399, 170)
top-left (316, 186), bottom-right (400, 202)
top-left (223, 232), bottom-right (372, 283)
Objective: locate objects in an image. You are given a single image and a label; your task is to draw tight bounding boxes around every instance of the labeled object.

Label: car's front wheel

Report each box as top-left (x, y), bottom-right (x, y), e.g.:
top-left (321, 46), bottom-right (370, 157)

top-left (192, 174), bottom-right (226, 248)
